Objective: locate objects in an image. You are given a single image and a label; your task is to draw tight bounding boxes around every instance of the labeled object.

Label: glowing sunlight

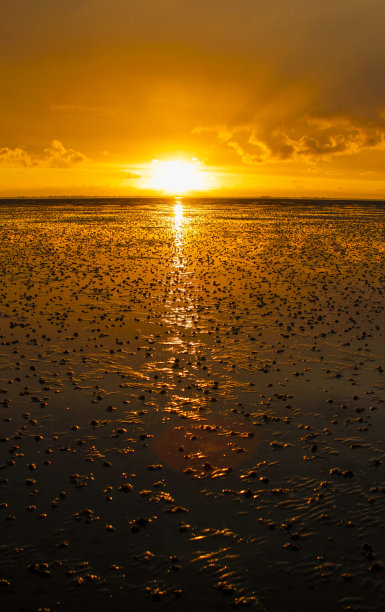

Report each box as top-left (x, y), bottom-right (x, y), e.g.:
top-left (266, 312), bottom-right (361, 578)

top-left (148, 159), bottom-right (208, 194)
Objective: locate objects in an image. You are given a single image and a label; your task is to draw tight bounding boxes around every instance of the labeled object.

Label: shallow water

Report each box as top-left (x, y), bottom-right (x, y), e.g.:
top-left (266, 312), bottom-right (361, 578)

top-left (1, 197), bottom-right (385, 611)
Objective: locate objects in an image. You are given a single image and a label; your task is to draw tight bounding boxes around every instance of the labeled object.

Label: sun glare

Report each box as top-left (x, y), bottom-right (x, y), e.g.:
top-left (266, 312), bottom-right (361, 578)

top-left (148, 159), bottom-right (207, 194)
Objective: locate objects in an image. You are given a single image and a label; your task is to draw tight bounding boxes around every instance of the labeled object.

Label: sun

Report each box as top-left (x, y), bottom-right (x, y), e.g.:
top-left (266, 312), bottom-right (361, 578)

top-left (148, 159), bottom-right (208, 194)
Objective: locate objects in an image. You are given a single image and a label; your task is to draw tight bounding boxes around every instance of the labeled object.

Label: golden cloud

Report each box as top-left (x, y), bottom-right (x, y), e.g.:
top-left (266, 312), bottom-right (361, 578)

top-left (44, 140), bottom-right (86, 168)
top-left (0, 141), bottom-right (86, 169)
top-left (0, 147), bottom-right (33, 167)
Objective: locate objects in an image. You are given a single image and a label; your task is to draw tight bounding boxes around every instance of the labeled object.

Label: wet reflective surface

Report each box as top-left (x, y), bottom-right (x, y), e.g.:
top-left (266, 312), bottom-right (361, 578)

top-left (1, 198), bottom-right (385, 611)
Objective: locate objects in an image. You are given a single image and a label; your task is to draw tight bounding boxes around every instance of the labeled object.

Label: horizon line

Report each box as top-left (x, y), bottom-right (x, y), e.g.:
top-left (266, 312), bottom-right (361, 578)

top-left (1, 195), bottom-right (385, 203)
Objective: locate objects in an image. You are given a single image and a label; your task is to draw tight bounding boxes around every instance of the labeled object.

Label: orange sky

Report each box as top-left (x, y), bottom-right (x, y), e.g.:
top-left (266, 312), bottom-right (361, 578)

top-left (1, 0), bottom-right (385, 197)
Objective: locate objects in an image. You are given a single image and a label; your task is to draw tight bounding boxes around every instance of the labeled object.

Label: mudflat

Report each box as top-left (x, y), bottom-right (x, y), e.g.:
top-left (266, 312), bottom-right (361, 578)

top-left (1, 198), bottom-right (385, 611)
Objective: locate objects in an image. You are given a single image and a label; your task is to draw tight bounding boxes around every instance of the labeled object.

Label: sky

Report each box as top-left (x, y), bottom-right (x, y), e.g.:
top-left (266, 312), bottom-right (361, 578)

top-left (1, 0), bottom-right (385, 197)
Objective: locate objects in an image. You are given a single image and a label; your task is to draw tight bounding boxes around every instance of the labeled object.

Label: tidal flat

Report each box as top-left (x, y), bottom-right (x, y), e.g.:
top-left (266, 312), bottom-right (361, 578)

top-left (1, 197), bottom-right (385, 611)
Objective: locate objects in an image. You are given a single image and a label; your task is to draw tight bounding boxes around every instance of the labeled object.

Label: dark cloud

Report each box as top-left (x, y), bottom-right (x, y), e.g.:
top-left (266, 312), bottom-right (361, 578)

top-left (199, 114), bottom-right (385, 165)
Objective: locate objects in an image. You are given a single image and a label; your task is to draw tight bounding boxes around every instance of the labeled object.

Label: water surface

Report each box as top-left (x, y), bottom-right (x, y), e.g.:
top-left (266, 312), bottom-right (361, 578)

top-left (1, 198), bottom-right (385, 611)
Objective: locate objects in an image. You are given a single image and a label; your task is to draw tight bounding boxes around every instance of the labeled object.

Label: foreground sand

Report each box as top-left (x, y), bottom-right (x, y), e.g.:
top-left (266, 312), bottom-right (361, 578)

top-left (0, 197), bottom-right (385, 611)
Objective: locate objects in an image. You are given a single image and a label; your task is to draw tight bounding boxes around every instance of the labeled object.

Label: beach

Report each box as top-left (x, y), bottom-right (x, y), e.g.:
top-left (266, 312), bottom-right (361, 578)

top-left (1, 197), bottom-right (385, 611)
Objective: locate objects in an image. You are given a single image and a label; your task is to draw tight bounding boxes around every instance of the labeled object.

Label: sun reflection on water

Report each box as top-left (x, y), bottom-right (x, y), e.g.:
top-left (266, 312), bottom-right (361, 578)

top-left (172, 198), bottom-right (185, 272)
top-left (165, 198), bottom-right (196, 352)
top-left (174, 200), bottom-right (183, 227)
top-left (150, 199), bottom-right (262, 472)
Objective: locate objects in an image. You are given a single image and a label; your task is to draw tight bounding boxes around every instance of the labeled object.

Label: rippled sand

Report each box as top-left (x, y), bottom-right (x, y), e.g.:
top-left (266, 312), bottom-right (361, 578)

top-left (1, 197), bottom-right (385, 611)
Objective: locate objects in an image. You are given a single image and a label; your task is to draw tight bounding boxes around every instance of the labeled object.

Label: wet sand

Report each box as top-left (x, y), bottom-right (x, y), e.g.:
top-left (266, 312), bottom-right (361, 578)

top-left (1, 197), bottom-right (385, 611)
